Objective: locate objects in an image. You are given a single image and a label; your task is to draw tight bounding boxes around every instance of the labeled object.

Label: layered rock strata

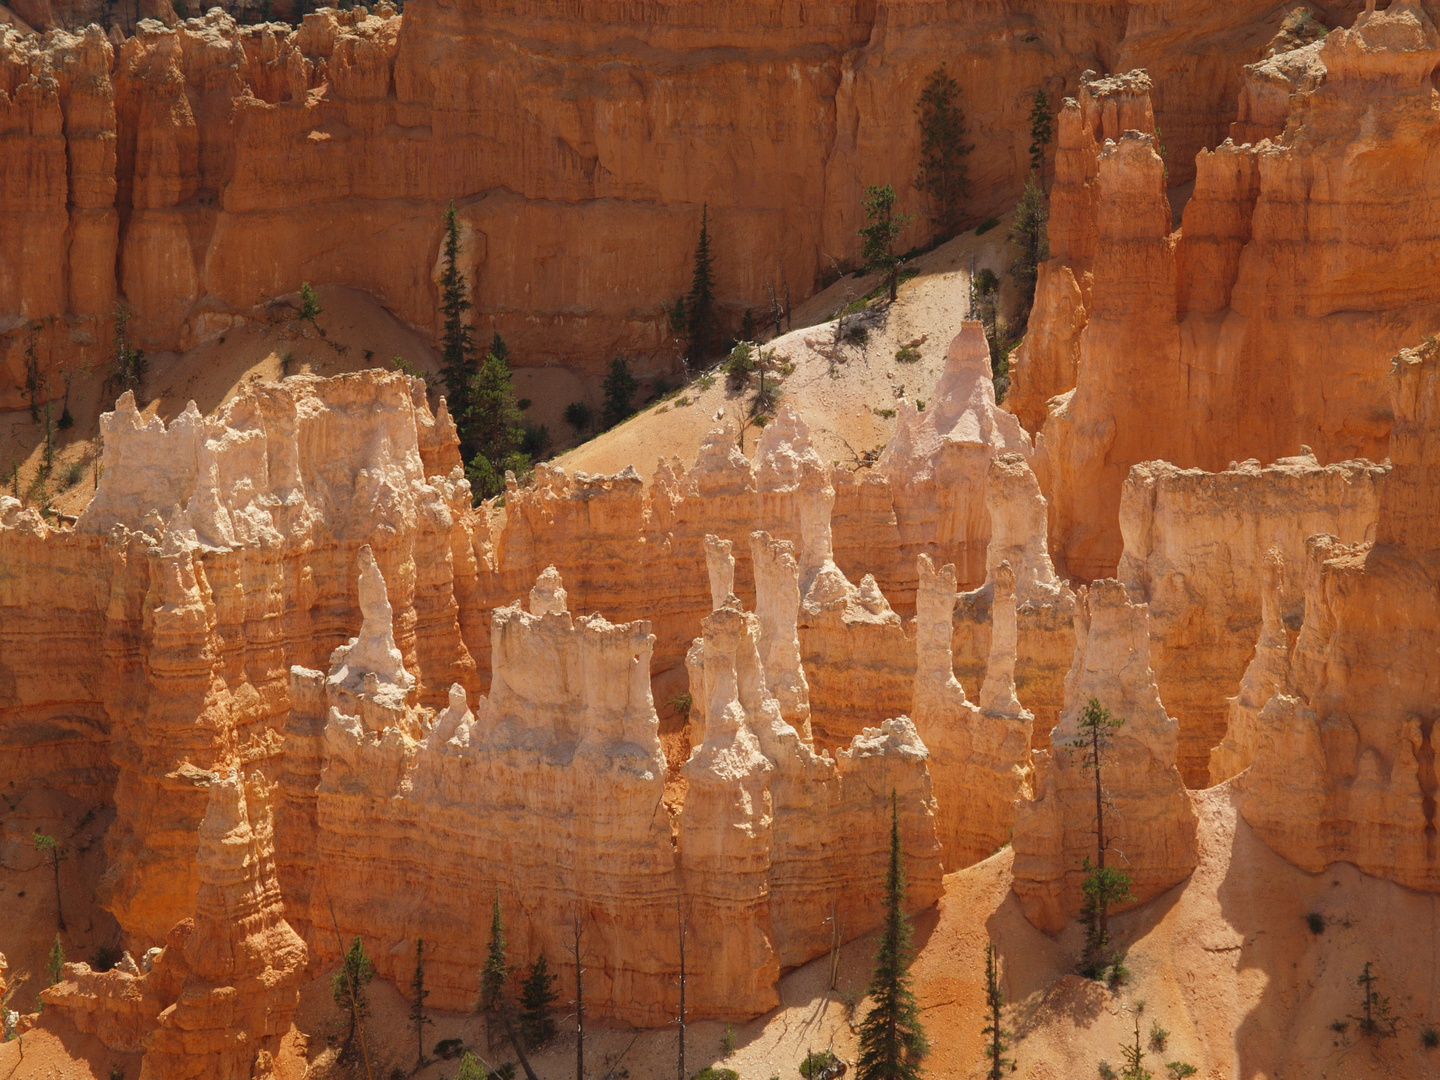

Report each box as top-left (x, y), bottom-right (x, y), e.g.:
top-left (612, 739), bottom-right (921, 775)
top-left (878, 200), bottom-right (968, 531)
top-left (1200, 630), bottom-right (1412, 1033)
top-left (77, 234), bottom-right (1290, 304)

top-left (910, 553), bottom-right (1031, 871)
top-left (289, 550), bottom-right (940, 1023)
top-left (43, 768), bottom-right (306, 1080)
top-left (1, 1), bottom-right (1324, 395)
top-left (1117, 453), bottom-right (1385, 786)
top-left (952, 452), bottom-right (1076, 746)
top-left (1033, 3), bottom-right (1440, 578)
top-left (1238, 338), bottom-right (1440, 892)
top-left (1011, 579), bottom-right (1198, 933)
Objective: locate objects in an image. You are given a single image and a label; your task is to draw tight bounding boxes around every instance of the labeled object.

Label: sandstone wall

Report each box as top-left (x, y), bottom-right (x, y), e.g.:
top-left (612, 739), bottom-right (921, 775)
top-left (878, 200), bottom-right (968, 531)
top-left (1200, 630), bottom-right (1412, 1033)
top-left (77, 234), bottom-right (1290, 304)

top-left (1, 0), bottom-right (1354, 400)
top-left (1117, 453), bottom-right (1385, 787)
top-left (1031, 3), bottom-right (1440, 579)
top-left (1239, 338), bottom-right (1440, 893)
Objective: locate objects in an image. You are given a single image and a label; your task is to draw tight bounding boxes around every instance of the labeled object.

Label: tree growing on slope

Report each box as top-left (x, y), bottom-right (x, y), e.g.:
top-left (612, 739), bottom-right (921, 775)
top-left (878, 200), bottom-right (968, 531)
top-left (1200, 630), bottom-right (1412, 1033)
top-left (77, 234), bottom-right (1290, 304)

top-left (981, 941), bottom-right (1013, 1079)
top-left (331, 935), bottom-right (375, 1049)
top-left (439, 202), bottom-right (478, 432)
top-left (477, 899), bottom-right (541, 1080)
top-left (1067, 697), bottom-right (1133, 980)
top-left (601, 357), bottom-right (638, 429)
top-left (465, 346), bottom-right (529, 500)
top-left (1028, 87), bottom-right (1054, 180)
top-left (1008, 174), bottom-right (1050, 315)
top-left (860, 184), bottom-right (915, 304)
top-left (519, 952), bottom-right (559, 1049)
top-left (33, 833), bottom-right (66, 932)
top-left (914, 64), bottom-right (971, 241)
top-left (686, 206), bottom-right (719, 362)
top-left (856, 793), bottom-right (928, 1080)
top-left (410, 937), bottom-right (433, 1067)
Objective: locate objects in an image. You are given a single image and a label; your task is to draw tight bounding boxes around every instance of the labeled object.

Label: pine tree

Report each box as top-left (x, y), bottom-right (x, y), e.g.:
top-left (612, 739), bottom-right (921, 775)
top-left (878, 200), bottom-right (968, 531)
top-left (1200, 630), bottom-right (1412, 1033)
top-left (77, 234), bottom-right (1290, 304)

top-left (1027, 88), bottom-right (1054, 180)
top-left (1008, 174), bottom-right (1050, 314)
top-left (23, 325), bottom-right (41, 422)
top-left (458, 1051), bottom-right (489, 1080)
top-left (490, 329), bottom-right (510, 364)
top-left (1066, 697), bottom-right (1133, 978)
top-left (856, 792), bottom-right (928, 1080)
top-left (601, 357), bottom-right (638, 429)
top-left (410, 937), bottom-right (433, 1067)
top-left (981, 941), bottom-right (1012, 1079)
top-left (46, 933), bottom-right (65, 986)
top-left (33, 833), bottom-right (66, 932)
top-left (686, 205), bottom-right (718, 361)
top-left (465, 347), bottom-right (529, 500)
top-left (439, 202), bottom-right (478, 430)
top-left (476, 900), bottom-right (541, 1080)
top-left (111, 303), bottom-right (145, 390)
top-left (519, 953), bottom-right (559, 1049)
top-left (1118, 1008), bottom-right (1152, 1080)
top-left (331, 935), bottom-right (375, 1045)
top-left (860, 185), bottom-right (915, 303)
top-left (913, 65), bottom-right (971, 240)
top-left (298, 281), bottom-right (322, 322)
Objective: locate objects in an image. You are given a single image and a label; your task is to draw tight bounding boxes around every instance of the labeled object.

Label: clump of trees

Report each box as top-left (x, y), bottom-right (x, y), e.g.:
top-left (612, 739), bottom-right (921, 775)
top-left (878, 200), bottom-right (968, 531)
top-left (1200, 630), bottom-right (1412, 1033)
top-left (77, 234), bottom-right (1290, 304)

top-left (601, 357), bottom-right (638, 429)
top-left (435, 203), bottom-right (535, 499)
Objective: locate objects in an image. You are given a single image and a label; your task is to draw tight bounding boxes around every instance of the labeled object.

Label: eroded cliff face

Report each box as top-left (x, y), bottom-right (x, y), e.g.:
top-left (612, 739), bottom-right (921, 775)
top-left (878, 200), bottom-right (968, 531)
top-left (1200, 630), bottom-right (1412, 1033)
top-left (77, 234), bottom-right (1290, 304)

top-left (1024, 4), bottom-right (1440, 580)
top-left (0, 0), bottom-right (1363, 401)
top-left (1238, 338), bottom-right (1440, 892)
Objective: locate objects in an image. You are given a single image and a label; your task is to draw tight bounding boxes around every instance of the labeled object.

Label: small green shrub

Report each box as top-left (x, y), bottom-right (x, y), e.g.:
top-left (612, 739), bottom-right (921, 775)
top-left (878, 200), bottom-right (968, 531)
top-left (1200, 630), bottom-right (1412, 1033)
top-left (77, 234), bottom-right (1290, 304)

top-left (692, 1070), bottom-right (739, 1080)
top-left (723, 342), bottom-right (756, 386)
top-left (1097, 1063), bottom-right (1117, 1080)
top-left (434, 1037), bottom-right (465, 1059)
top-left (1166, 1064), bottom-right (1198, 1080)
top-left (720, 1022), bottom-right (735, 1058)
top-left (873, 407), bottom-right (896, 420)
top-left (563, 401), bottom-right (593, 433)
top-left (975, 217), bottom-right (1001, 235)
top-left (298, 282), bottom-right (321, 322)
top-left (894, 345), bottom-right (921, 364)
top-left (1305, 911), bottom-right (1325, 935)
top-left (1149, 1021), bottom-right (1169, 1053)
top-left (62, 460), bottom-right (85, 490)
top-left (916, 399), bottom-right (926, 411)
top-left (1422, 1026), bottom-right (1438, 1049)
top-left (799, 1049), bottom-right (843, 1079)
top-left (667, 692), bottom-right (693, 721)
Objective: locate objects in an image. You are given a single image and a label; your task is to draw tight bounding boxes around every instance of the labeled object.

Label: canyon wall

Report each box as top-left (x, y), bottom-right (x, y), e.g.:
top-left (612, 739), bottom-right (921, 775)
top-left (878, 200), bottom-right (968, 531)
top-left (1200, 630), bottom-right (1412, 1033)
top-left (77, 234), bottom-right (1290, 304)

top-left (1238, 338), bottom-right (1440, 892)
top-left (1024, 3), bottom-right (1440, 579)
top-left (0, 0), bottom-right (1364, 404)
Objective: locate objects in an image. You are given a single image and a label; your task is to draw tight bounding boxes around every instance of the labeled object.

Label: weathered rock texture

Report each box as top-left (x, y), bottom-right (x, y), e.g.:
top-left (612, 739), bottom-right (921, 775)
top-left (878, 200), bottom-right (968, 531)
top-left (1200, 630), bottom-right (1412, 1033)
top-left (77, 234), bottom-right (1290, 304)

top-left (1239, 339), bottom-right (1440, 892)
top-left (1, 0), bottom-right (1368, 400)
top-left (1117, 453), bottom-right (1385, 786)
top-left (1011, 579), bottom-right (1198, 933)
top-left (43, 768), bottom-right (306, 1080)
top-left (910, 553), bottom-right (1031, 871)
top-left (287, 550), bottom-right (940, 1024)
top-left (1031, 3), bottom-right (1440, 579)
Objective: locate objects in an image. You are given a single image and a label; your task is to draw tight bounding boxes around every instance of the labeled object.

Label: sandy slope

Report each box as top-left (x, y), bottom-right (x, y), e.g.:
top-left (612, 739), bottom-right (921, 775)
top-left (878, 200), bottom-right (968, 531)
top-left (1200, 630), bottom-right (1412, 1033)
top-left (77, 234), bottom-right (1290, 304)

top-left (553, 218), bottom-right (1024, 483)
top-left (9, 783), bottom-right (1438, 1080)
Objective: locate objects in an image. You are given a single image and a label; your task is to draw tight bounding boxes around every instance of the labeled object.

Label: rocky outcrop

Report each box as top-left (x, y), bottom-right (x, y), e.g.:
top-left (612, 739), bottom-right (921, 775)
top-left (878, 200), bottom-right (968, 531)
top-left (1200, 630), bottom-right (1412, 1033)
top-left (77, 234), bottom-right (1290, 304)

top-left (1034, 2), bottom-right (1440, 579)
top-left (1007, 68), bottom-right (1155, 436)
top-left (679, 542), bottom-right (942, 1003)
top-left (1239, 338), bottom-right (1440, 892)
top-left (1011, 579), bottom-right (1198, 933)
top-left (1118, 453), bottom-right (1385, 786)
top-left (879, 321), bottom-right (1034, 592)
